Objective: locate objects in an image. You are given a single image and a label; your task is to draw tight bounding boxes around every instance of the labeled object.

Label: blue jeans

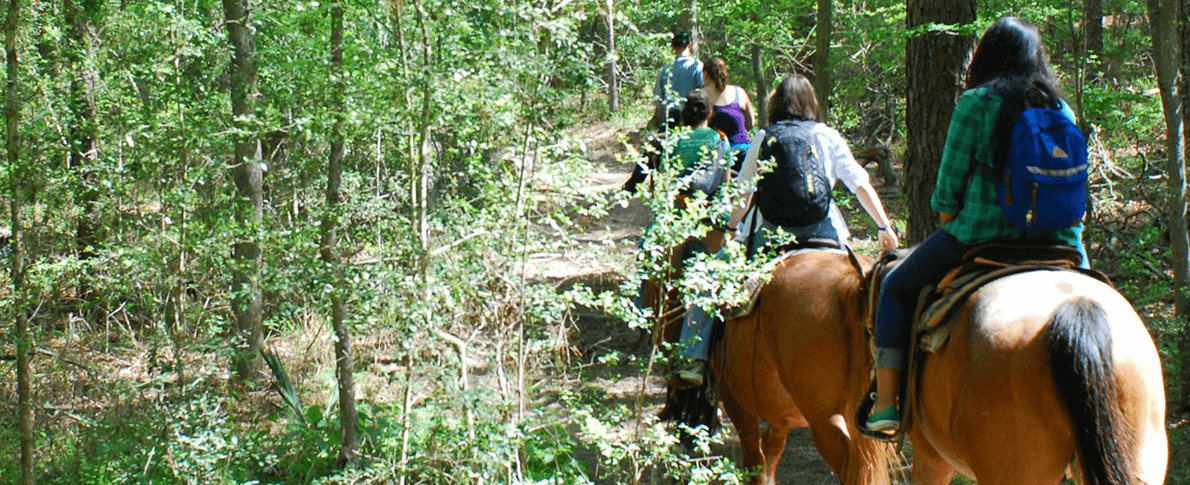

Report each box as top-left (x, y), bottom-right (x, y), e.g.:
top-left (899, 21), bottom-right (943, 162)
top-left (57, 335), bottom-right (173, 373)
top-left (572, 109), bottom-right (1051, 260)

top-left (874, 229), bottom-right (969, 371)
top-left (679, 247), bottom-right (733, 360)
top-left (679, 304), bottom-right (716, 360)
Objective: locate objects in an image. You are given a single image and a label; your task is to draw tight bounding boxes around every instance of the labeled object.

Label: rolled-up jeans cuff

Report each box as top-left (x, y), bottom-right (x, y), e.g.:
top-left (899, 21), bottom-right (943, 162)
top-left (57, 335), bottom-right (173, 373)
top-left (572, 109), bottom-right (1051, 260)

top-left (875, 347), bottom-right (905, 371)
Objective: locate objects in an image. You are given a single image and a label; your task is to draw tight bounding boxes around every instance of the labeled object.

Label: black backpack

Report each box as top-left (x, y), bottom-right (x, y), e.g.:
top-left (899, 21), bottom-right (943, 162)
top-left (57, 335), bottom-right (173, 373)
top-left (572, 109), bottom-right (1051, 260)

top-left (754, 120), bottom-right (833, 227)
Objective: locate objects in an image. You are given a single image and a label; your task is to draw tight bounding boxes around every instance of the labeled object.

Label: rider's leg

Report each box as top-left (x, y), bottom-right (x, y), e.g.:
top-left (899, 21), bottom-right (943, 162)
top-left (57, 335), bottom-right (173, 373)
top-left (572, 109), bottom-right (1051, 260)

top-left (679, 304), bottom-right (715, 361)
top-left (869, 229), bottom-right (970, 429)
top-left (674, 245), bottom-right (735, 385)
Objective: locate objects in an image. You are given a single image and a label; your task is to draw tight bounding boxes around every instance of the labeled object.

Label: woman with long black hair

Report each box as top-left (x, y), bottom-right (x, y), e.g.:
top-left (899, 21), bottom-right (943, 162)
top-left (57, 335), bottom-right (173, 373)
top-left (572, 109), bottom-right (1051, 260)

top-left (865, 17), bottom-right (1088, 434)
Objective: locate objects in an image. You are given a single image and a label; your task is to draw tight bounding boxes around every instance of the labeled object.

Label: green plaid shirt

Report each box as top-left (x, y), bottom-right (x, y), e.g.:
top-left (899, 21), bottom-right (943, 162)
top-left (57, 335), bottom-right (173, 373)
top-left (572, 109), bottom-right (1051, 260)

top-left (930, 87), bottom-right (1080, 246)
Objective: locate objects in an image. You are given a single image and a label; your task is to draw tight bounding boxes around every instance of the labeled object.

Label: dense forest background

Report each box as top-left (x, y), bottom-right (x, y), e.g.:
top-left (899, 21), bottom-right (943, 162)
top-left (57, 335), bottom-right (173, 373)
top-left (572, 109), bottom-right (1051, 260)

top-left (0, 0), bottom-right (1188, 483)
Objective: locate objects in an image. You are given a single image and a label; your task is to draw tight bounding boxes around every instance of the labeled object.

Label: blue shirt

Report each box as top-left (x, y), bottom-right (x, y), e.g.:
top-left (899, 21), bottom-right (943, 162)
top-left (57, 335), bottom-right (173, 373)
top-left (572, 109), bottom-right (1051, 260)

top-left (654, 54), bottom-right (705, 110)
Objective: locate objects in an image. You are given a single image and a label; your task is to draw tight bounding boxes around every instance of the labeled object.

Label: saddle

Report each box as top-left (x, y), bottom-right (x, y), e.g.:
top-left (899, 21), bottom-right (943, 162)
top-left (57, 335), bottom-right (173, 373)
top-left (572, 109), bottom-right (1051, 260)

top-left (857, 242), bottom-right (1111, 442)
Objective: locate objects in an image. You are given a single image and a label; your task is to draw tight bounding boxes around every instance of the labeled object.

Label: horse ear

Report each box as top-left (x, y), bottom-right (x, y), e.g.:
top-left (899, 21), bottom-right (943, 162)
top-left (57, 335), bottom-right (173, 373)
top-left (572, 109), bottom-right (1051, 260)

top-left (845, 245), bottom-right (865, 279)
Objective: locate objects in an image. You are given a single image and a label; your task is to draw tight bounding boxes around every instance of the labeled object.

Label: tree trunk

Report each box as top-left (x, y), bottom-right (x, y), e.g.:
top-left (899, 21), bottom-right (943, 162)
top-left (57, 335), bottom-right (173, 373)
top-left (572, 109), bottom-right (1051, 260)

top-left (1151, 0), bottom-right (1189, 306)
top-left (1150, 0), bottom-right (1190, 405)
top-left (903, 0), bottom-right (976, 242)
top-left (1181, 0), bottom-right (1190, 408)
top-left (752, 41), bottom-right (767, 127)
top-left (1085, 0), bottom-right (1104, 72)
top-left (606, 0), bottom-right (618, 113)
top-left (414, 3), bottom-right (432, 276)
top-left (680, 0), bottom-right (700, 57)
top-left (323, 1), bottom-right (359, 467)
top-left (222, 0), bottom-right (265, 381)
top-left (400, 2), bottom-right (436, 483)
top-left (390, 0), bottom-right (408, 76)
top-left (814, 0), bottom-right (833, 121)
top-left (7, 1), bottom-right (33, 483)
top-left (64, 0), bottom-right (100, 301)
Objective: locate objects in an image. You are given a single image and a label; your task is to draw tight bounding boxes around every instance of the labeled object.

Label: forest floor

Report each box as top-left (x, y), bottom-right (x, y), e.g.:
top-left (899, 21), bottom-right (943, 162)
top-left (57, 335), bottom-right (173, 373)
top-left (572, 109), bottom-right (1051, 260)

top-left (551, 121), bottom-right (878, 485)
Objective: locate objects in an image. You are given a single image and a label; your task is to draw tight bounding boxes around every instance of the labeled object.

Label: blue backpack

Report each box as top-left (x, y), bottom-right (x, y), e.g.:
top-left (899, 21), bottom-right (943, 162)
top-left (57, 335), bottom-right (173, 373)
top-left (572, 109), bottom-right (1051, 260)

top-left (997, 104), bottom-right (1088, 231)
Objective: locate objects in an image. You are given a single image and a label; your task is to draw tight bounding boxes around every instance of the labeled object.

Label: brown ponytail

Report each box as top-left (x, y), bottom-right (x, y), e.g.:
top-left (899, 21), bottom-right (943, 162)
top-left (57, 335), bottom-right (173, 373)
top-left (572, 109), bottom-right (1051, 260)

top-left (704, 56), bottom-right (729, 92)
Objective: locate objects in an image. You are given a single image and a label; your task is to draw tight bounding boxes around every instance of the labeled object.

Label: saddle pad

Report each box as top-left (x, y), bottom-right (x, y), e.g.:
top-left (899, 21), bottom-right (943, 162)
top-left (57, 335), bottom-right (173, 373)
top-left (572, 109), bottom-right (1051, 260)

top-left (915, 263), bottom-right (1108, 353)
top-left (914, 243), bottom-right (1094, 353)
top-left (914, 266), bottom-right (1048, 353)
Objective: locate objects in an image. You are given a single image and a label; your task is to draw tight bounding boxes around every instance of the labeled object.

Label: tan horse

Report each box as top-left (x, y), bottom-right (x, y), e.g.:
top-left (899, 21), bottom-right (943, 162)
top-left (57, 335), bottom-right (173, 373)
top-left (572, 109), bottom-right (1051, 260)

top-left (905, 270), bottom-right (1167, 484)
top-left (660, 249), bottom-right (895, 485)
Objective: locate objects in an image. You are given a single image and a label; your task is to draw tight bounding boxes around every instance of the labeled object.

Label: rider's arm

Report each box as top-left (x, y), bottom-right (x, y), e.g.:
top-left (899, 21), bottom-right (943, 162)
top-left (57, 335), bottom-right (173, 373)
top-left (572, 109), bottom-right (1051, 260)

top-left (823, 126), bottom-right (898, 249)
top-left (931, 89), bottom-right (991, 216)
top-left (726, 129), bottom-right (766, 229)
top-left (855, 183), bottom-right (900, 250)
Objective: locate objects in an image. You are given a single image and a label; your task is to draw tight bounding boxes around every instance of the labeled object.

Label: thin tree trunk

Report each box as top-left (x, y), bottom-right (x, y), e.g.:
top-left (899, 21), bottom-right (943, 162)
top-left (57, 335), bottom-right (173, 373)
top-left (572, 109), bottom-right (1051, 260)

top-left (64, 0), bottom-right (100, 303)
top-left (400, 2), bottom-right (435, 482)
top-left (398, 353), bottom-right (414, 485)
top-left (390, 0), bottom-right (408, 77)
top-left (413, 2), bottom-right (433, 277)
top-left (6, 0), bottom-right (33, 482)
top-left (1072, 6), bottom-right (1091, 134)
top-left (814, 0), bottom-right (833, 121)
top-left (168, 15), bottom-right (190, 383)
top-left (323, 0), bottom-right (358, 467)
top-left (606, 0), bottom-right (618, 113)
top-left (752, 40), bottom-right (767, 127)
top-left (903, 0), bottom-right (976, 242)
top-left (222, 0), bottom-right (265, 381)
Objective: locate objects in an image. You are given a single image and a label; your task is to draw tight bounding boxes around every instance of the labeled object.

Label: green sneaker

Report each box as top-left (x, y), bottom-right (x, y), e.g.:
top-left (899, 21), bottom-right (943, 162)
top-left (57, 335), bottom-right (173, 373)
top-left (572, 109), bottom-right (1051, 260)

top-left (865, 405), bottom-right (900, 433)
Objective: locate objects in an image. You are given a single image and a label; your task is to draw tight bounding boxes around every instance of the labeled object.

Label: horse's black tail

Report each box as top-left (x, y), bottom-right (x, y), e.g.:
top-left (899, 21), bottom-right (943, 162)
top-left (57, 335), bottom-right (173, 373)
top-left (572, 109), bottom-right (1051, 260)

top-left (1046, 297), bottom-right (1134, 485)
top-left (658, 312), bottom-right (724, 447)
top-left (657, 382), bottom-right (720, 442)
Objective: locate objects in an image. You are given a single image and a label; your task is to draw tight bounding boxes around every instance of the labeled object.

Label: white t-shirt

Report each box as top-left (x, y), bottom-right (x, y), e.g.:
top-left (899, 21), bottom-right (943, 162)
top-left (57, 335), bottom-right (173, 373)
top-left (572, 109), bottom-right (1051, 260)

top-left (736, 123), bottom-right (871, 242)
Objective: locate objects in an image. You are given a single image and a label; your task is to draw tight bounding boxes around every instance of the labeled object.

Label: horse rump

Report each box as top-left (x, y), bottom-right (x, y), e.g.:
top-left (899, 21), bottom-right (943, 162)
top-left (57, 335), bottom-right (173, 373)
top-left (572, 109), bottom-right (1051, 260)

top-left (1045, 297), bottom-right (1135, 485)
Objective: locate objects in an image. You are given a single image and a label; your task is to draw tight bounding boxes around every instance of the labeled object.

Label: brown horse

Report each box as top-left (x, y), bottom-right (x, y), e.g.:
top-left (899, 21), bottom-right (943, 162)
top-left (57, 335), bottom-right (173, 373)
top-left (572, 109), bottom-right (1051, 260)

top-left (904, 270), bottom-right (1167, 484)
top-left (659, 248), bottom-right (896, 485)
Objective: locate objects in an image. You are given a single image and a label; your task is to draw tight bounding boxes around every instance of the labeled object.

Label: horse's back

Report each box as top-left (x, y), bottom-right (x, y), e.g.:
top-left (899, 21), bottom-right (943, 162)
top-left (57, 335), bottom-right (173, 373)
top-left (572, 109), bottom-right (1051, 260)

top-left (718, 249), bottom-right (864, 423)
top-left (762, 250), bottom-right (868, 407)
top-left (716, 249), bottom-right (891, 484)
top-left (915, 269), bottom-right (1167, 484)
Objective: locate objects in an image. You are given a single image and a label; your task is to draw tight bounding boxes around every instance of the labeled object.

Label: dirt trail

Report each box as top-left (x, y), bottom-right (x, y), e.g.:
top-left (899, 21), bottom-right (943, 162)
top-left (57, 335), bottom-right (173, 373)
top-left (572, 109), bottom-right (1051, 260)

top-left (559, 122), bottom-right (843, 485)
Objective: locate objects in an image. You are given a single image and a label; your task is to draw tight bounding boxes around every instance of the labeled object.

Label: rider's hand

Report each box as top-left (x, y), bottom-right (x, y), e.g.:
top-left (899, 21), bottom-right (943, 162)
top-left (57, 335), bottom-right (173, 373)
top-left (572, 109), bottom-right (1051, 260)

top-left (877, 227), bottom-right (899, 251)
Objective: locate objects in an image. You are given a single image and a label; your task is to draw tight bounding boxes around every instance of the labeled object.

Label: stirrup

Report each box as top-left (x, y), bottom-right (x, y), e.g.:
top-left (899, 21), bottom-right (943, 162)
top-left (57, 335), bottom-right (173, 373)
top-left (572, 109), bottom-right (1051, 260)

top-left (855, 380), bottom-right (902, 442)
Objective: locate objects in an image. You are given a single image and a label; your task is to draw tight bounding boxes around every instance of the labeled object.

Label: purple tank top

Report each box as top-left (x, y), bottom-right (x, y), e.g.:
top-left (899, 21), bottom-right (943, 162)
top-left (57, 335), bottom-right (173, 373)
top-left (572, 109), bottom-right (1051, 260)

top-left (709, 86), bottom-right (751, 146)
